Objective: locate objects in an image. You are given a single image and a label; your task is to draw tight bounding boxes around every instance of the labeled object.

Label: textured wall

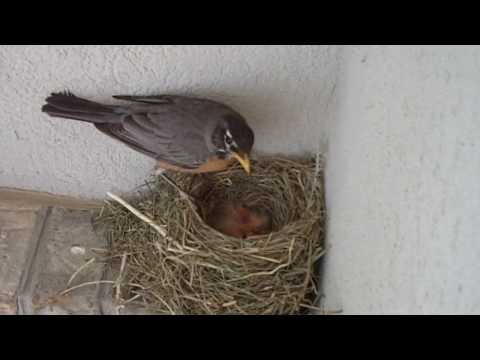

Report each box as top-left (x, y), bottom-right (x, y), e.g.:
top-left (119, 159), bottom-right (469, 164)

top-left (321, 45), bottom-right (480, 314)
top-left (0, 45), bottom-right (338, 199)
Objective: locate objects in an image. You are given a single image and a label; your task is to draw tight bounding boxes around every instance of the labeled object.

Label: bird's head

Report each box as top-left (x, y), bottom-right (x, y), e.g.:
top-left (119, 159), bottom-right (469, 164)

top-left (212, 114), bottom-right (254, 174)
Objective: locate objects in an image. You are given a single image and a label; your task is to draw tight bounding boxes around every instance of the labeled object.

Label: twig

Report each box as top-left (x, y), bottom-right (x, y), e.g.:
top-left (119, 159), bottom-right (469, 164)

top-left (115, 253), bottom-right (128, 302)
top-left (106, 192), bottom-right (167, 236)
top-left (314, 247), bottom-right (328, 262)
top-left (60, 279), bottom-right (145, 297)
top-left (67, 257), bottom-right (96, 286)
top-left (308, 152), bottom-right (322, 208)
top-left (159, 173), bottom-right (194, 201)
top-left (249, 254), bottom-right (282, 264)
top-left (232, 238), bottom-right (296, 281)
top-left (90, 247), bottom-right (108, 253)
top-left (123, 293), bottom-right (142, 304)
top-left (59, 280), bottom-right (116, 296)
top-left (222, 300), bottom-right (237, 307)
top-left (299, 303), bottom-right (343, 315)
top-left (151, 292), bottom-right (175, 315)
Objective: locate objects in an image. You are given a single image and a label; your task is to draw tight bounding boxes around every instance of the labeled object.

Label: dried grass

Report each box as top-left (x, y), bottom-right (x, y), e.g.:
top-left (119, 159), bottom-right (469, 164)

top-left (94, 156), bottom-right (326, 315)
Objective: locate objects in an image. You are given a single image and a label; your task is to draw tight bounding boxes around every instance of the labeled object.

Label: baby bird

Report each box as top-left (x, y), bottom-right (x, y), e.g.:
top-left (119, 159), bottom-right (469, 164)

top-left (206, 201), bottom-right (272, 239)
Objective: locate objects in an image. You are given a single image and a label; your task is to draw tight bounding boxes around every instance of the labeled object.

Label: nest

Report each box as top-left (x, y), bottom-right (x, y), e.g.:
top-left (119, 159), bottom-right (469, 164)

top-left (95, 156), bottom-right (326, 315)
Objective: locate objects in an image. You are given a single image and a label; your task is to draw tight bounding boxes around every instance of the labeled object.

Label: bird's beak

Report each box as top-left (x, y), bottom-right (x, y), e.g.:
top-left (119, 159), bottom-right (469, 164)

top-left (232, 152), bottom-right (251, 174)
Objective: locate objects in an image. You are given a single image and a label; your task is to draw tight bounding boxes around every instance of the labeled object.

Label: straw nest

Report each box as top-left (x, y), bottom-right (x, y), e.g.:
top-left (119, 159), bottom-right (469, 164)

top-left (95, 156), bottom-right (326, 315)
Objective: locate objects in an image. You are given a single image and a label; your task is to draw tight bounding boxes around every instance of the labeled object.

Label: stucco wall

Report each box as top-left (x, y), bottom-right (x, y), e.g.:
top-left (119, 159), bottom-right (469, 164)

top-left (321, 45), bottom-right (480, 314)
top-left (0, 45), bottom-right (338, 198)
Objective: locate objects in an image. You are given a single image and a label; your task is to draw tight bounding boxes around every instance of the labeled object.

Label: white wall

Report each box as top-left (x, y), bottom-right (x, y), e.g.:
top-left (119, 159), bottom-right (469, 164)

top-left (0, 45), bottom-right (338, 198)
top-left (321, 45), bottom-right (480, 314)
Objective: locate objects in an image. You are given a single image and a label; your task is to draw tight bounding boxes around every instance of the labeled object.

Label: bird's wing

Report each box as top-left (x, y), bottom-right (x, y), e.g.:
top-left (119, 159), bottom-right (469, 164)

top-left (95, 110), bottom-right (209, 169)
top-left (112, 95), bottom-right (182, 105)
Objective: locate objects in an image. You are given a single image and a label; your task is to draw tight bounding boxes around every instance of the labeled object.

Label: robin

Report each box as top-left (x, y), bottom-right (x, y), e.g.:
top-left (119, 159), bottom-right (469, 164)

top-left (41, 92), bottom-right (254, 174)
top-left (206, 201), bottom-right (272, 239)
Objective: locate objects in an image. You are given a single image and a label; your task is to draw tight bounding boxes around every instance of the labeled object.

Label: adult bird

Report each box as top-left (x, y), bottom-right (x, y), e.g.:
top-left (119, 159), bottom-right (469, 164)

top-left (41, 92), bottom-right (254, 174)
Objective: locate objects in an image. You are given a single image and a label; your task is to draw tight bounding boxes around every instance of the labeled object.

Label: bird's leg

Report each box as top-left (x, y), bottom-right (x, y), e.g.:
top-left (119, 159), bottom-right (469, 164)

top-left (158, 173), bottom-right (198, 205)
top-left (152, 164), bottom-right (199, 210)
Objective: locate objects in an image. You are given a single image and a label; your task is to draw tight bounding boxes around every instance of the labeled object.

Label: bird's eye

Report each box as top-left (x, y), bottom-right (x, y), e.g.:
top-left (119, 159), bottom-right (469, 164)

top-left (225, 133), bottom-right (233, 145)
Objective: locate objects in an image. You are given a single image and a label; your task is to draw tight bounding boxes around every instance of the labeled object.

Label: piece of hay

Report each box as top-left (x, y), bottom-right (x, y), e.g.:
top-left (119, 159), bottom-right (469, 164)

top-left (94, 156), bottom-right (326, 315)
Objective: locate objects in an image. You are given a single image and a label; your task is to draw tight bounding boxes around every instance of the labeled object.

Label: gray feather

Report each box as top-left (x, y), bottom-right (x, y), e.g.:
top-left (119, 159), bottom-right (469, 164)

top-left (41, 92), bottom-right (245, 169)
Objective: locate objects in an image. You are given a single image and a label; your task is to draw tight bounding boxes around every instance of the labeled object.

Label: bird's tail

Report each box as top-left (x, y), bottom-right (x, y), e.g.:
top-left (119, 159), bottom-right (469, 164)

top-left (41, 91), bottom-right (121, 124)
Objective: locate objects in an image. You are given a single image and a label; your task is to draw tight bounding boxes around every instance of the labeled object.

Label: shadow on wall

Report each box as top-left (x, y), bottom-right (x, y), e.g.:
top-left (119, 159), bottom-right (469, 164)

top-left (308, 45), bottom-right (346, 314)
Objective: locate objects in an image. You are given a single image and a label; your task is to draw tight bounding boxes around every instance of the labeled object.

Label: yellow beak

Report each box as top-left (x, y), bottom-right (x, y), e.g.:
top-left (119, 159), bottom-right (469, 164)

top-left (232, 152), bottom-right (251, 174)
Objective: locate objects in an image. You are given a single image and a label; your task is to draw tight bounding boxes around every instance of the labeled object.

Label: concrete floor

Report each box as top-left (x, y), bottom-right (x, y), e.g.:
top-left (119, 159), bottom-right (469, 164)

top-left (1, 45), bottom-right (479, 314)
top-left (0, 189), bottom-right (106, 314)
